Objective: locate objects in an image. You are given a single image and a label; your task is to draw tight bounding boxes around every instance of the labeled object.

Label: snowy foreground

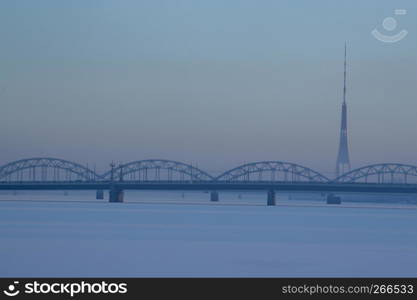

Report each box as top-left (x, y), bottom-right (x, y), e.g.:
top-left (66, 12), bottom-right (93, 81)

top-left (0, 196), bottom-right (416, 277)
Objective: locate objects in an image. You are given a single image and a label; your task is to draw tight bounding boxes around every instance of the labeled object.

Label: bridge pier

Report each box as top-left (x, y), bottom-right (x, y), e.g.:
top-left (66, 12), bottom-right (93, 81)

top-left (210, 191), bottom-right (219, 202)
top-left (96, 189), bottom-right (104, 200)
top-left (267, 189), bottom-right (276, 206)
top-left (109, 187), bottom-right (124, 203)
top-left (326, 193), bottom-right (341, 205)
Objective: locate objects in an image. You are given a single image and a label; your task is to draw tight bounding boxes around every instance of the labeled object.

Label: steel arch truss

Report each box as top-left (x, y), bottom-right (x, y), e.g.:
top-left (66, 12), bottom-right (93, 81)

top-left (215, 161), bottom-right (329, 183)
top-left (101, 159), bottom-right (214, 182)
top-left (334, 163), bottom-right (417, 184)
top-left (0, 157), bottom-right (99, 182)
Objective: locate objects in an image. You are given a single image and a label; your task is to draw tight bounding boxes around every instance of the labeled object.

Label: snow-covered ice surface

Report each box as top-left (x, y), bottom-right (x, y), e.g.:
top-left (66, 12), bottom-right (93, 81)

top-left (0, 191), bottom-right (416, 277)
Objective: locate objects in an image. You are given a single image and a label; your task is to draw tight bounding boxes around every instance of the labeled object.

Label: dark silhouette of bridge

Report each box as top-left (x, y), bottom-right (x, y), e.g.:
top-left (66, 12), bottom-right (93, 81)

top-left (1, 157), bottom-right (417, 205)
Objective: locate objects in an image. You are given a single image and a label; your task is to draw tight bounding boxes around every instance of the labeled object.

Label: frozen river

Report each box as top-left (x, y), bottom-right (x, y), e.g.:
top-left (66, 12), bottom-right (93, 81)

top-left (0, 191), bottom-right (416, 277)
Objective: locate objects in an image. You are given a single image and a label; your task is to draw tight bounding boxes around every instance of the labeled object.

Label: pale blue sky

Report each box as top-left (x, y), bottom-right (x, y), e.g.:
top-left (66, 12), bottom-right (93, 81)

top-left (1, 0), bottom-right (416, 176)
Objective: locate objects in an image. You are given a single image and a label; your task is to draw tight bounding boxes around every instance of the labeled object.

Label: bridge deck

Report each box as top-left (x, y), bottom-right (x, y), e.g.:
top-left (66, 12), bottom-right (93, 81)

top-left (1, 181), bottom-right (417, 194)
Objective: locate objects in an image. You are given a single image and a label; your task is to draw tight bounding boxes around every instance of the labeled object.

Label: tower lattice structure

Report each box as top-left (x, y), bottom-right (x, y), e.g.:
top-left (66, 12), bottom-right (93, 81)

top-left (336, 43), bottom-right (351, 177)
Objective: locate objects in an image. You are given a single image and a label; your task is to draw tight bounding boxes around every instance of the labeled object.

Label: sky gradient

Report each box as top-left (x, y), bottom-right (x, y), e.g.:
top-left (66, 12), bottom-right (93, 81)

top-left (1, 0), bottom-right (416, 177)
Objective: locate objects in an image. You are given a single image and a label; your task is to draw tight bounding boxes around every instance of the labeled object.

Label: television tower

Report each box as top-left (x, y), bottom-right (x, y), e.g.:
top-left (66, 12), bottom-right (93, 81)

top-left (336, 43), bottom-right (351, 177)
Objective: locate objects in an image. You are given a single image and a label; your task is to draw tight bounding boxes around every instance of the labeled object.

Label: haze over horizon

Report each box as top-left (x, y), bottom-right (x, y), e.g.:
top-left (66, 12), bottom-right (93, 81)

top-left (1, 0), bottom-right (417, 177)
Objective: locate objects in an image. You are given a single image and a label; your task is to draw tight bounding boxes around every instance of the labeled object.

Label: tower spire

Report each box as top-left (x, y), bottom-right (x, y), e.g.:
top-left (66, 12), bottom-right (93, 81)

top-left (343, 42), bottom-right (347, 104)
top-left (336, 43), bottom-right (351, 177)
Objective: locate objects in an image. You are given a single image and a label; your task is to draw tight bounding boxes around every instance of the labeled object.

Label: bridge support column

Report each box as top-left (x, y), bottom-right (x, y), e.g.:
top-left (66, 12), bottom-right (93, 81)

top-left (210, 191), bottom-right (219, 202)
top-left (267, 189), bottom-right (276, 206)
top-left (109, 187), bottom-right (124, 203)
top-left (96, 189), bottom-right (104, 200)
top-left (326, 193), bottom-right (341, 205)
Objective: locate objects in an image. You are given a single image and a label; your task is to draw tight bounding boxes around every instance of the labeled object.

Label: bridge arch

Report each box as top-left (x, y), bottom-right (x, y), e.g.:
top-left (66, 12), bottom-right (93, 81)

top-left (101, 159), bottom-right (214, 182)
top-left (0, 157), bottom-right (99, 182)
top-left (334, 163), bottom-right (417, 184)
top-left (215, 161), bottom-right (329, 182)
